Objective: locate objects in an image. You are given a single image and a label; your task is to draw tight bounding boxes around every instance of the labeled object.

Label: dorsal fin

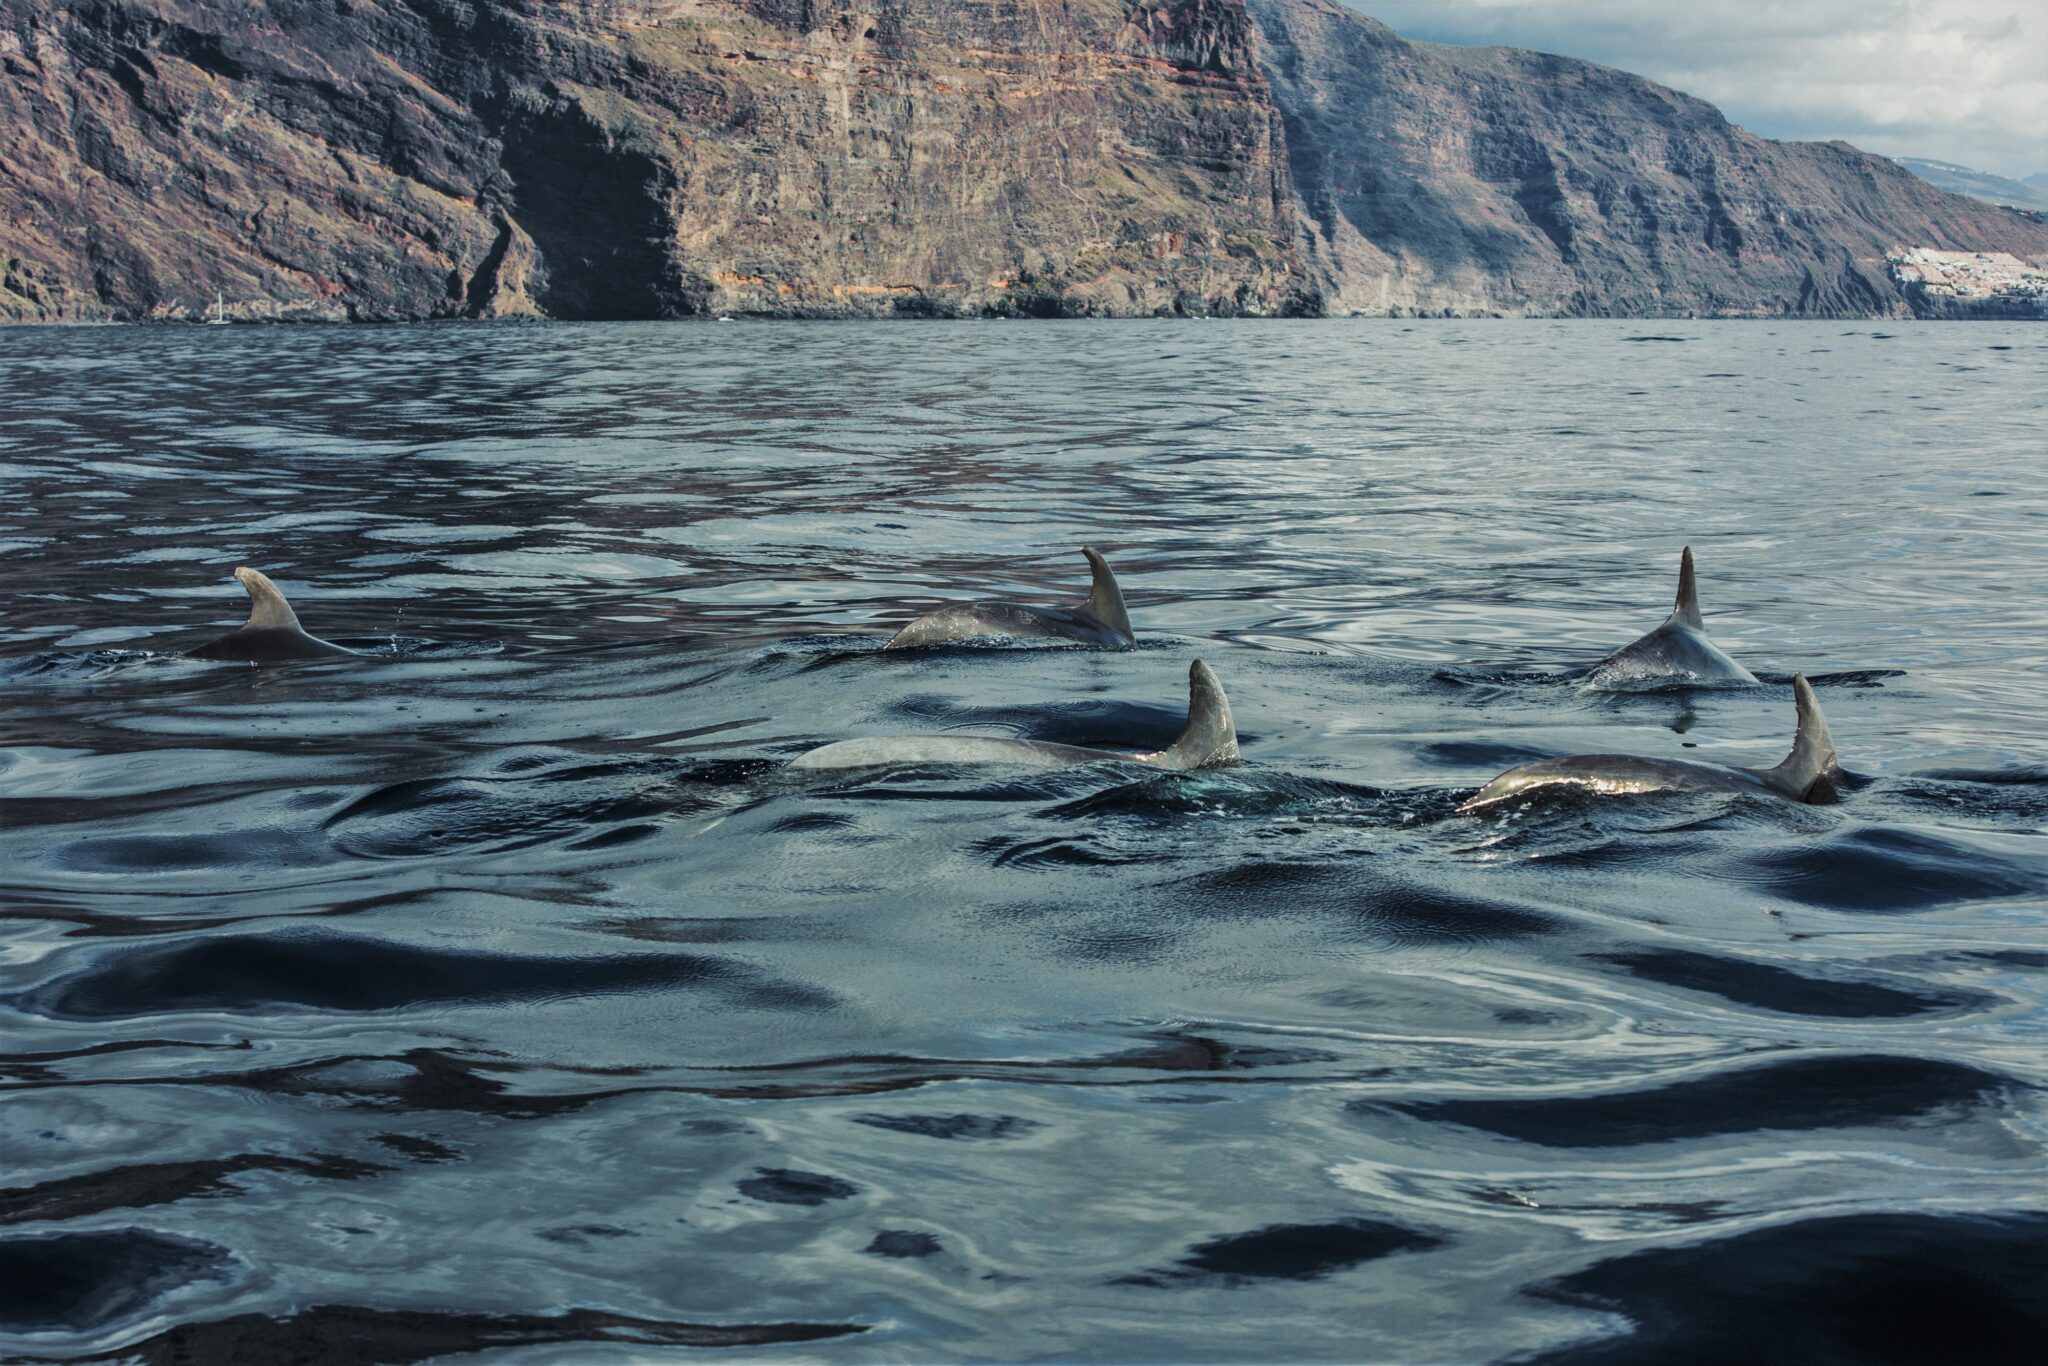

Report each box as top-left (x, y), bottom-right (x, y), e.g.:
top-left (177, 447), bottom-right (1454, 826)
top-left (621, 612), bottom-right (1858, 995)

top-left (234, 567), bottom-right (302, 631)
top-left (1080, 546), bottom-right (1134, 641)
top-left (1672, 546), bottom-right (1704, 630)
top-left (1763, 674), bottom-right (1837, 799)
top-left (1148, 660), bottom-right (1238, 770)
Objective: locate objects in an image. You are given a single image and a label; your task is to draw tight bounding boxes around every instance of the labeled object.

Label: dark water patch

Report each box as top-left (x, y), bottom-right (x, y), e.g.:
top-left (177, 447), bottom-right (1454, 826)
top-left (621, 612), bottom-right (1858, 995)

top-left (225, 1048), bottom-right (648, 1119)
top-left (1888, 770), bottom-right (2048, 825)
top-left (1430, 665), bottom-right (1580, 687)
top-left (1918, 765), bottom-right (2048, 786)
top-left (1427, 666), bottom-right (1583, 707)
top-left (782, 768), bottom-right (1094, 804)
top-left (0, 770), bottom-right (275, 832)
top-left (0, 1152), bottom-right (389, 1224)
top-left (849, 1112), bottom-right (1039, 1141)
top-left (1047, 920), bottom-right (1179, 965)
top-left (1415, 739), bottom-right (1559, 770)
top-left (0, 903), bottom-right (248, 942)
top-left (769, 636), bottom-right (1108, 676)
top-left (1523, 1213), bottom-right (2048, 1365)
top-left (1966, 949), bottom-right (2048, 969)
top-left (1385, 1054), bottom-right (2011, 1147)
top-left (0, 1229), bottom-right (230, 1333)
top-left (322, 766), bottom-right (701, 859)
top-left (765, 810), bottom-right (858, 833)
top-left (1120, 1219), bottom-right (1440, 1287)
top-left (1625, 335), bottom-right (1690, 342)
top-left (370, 1133), bottom-right (461, 1163)
top-left (865, 1230), bottom-right (942, 1258)
top-left (536, 1224), bottom-right (637, 1246)
top-left (74, 1037), bottom-right (1326, 1116)
top-left (2, 883), bottom-right (485, 941)
top-left (691, 1032), bottom-right (1340, 1100)
top-left (562, 822), bottom-right (663, 850)
top-left (1166, 860), bottom-right (1559, 943)
top-left (21, 1304), bottom-right (866, 1363)
top-left (1594, 948), bottom-right (1979, 1018)
top-left (1743, 827), bottom-right (2044, 911)
top-left (48, 829), bottom-right (338, 875)
top-left (976, 832), bottom-right (1161, 869)
top-left (0, 1036), bottom-right (254, 1085)
top-left (584, 914), bottom-right (824, 945)
top-left (1089, 1033), bottom-right (1340, 1074)
top-left (738, 1168), bottom-right (861, 1206)
top-left (746, 635), bottom-right (878, 673)
top-left (19, 932), bottom-right (833, 1019)
top-left (1349, 887), bottom-right (1561, 944)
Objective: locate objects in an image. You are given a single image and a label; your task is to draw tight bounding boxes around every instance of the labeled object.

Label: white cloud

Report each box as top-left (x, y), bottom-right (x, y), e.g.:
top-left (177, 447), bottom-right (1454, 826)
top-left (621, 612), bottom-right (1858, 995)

top-left (1344, 0), bottom-right (2048, 178)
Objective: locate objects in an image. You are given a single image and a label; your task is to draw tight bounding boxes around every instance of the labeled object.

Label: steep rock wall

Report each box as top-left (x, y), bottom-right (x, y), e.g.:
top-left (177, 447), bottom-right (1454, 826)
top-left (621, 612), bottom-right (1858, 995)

top-left (3, 0), bottom-right (2045, 321)
top-left (0, 0), bottom-right (1310, 320)
top-left (1248, 0), bottom-right (2048, 318)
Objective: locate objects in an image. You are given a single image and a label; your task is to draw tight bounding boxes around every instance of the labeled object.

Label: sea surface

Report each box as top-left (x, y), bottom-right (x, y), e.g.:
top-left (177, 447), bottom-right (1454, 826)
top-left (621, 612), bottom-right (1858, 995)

top-left (1, 321), bottom-right (2044, 1364)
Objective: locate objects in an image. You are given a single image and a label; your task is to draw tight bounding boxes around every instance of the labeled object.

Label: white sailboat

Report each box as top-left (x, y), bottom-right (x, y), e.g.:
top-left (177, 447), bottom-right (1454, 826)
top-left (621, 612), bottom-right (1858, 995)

top-left (206, 291), bottom-right (229, 325)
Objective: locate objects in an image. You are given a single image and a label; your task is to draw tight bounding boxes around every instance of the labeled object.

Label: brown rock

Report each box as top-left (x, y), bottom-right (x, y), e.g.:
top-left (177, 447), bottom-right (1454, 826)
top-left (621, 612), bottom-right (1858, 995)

top-left (0, 0), bottom-right (1309, 320)
top-left (1, 0), bottom-right (2042, 322)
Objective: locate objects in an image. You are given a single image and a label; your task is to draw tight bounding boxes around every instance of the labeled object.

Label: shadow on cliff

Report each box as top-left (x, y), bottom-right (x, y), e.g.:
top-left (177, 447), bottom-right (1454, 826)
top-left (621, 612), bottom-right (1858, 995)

top-left (490, 87), bottom-right (707, 320)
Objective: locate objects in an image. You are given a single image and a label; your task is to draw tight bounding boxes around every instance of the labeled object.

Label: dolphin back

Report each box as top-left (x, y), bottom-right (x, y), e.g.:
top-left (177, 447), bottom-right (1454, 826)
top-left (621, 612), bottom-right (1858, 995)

top-left (1080, 546), bottom-right (1133, 642)
top-left (235, 567), bottom-right (301, 630)
top-left (1755, 674), bottom-right (1839, 800)
top-left (788, 659), bottom-right (1239, 772)
top-left (787, 735), bottom-right (1113, 770)
top-left (882, 548), bottom-right (1135, 649)
top-left (1672, 545), bottom-right (1703, 630)
top-left (1464, 675), bottom-right (1843, 811)
top-left (186, 567), bottom-right (358, 661)
top-left (1587, 546), bottom-right (1756, 687)
top-left (1144, 660), bottom-right (1238, 770)
top-left (1459, 754), bottom-right (1765, 810)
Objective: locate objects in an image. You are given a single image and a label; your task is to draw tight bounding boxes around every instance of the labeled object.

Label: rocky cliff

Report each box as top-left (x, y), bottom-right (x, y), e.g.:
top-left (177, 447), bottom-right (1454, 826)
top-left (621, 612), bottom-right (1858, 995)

top-left (1250, 0), bottom-right (2048, 318)
top-left (0, 0), bottom-right (1309, 320)
top-left (2, 0), bottom-right (2043, 321)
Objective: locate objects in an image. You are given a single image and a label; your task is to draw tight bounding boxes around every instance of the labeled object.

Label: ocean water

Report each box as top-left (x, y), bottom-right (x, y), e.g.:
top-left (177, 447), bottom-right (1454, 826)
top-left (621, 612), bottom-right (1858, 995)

top-left (0, 320), bottom-right (2044, 1363)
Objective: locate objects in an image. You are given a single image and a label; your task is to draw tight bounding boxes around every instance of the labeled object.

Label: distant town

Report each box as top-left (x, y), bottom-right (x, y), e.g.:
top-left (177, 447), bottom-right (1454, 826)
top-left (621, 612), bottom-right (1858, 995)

top-left (1887, 248), bottom-right (2048, 317)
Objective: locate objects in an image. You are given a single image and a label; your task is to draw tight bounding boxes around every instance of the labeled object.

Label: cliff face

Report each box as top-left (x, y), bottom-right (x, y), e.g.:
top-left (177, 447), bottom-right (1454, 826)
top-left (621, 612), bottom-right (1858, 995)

top-left (1248, 0), bottom-right (2048, 318)
top-left (0, 0), bottom-right (1308, 320)
top-left (1, 0), bottom-right (2043, 322)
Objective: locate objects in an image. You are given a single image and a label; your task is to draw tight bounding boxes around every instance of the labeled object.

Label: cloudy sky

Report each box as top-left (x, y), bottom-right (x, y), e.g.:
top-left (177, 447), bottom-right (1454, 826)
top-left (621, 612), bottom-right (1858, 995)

top-left (1346, 1), bottom-right (2048, 180)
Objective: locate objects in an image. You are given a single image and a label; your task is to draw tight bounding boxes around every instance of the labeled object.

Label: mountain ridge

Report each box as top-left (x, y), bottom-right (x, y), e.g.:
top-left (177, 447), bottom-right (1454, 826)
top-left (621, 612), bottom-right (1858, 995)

top-left (2, 0), bottom-right (2043, 322)
top-left (1896, 158), bottom-right (2048, 214)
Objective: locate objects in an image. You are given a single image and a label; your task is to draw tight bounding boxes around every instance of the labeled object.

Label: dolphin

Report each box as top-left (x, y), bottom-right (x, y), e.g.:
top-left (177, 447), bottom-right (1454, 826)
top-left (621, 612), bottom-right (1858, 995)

top-left (1586, 547), bottom-right (1758, 688)
top-left (185, 567), bottom-right (359, 662)
top-left (789, 659), bottom-right (1237, 771)
top-left (883, 547), bottom-right (1134, 649)
top-left (1459, 675), bottom-right (1839, 812)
